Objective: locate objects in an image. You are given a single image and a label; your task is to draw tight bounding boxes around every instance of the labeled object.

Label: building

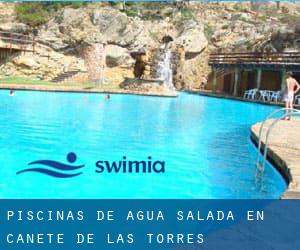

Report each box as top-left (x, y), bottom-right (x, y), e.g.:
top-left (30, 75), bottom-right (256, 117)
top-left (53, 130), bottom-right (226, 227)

top-left (207, 52), bottom-right (300, 97)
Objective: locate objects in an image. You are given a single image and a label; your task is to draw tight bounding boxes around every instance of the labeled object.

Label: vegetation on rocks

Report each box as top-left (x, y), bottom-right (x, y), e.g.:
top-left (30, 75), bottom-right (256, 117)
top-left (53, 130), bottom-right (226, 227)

top-left (15, 2), bottom-right (87, 27)
top-left (204, 24), bottom-right (215, 41)
top-left (15, 3), bottom-right (50, 27)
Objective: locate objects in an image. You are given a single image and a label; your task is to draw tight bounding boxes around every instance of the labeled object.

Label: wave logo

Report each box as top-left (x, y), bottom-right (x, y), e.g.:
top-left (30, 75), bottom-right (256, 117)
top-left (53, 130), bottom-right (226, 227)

top-left (16, 152), bottom-right (85, 178)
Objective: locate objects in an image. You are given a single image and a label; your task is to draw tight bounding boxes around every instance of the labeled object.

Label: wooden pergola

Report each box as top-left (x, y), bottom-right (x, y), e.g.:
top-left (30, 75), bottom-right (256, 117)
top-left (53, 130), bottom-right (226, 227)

top-left (209, 52), bottom-right (300, 96)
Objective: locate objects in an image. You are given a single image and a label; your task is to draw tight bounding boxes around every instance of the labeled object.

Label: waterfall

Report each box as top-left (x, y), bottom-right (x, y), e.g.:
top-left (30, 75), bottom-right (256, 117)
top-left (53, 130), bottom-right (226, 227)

top-left (157, 46), bottom-right (175, 91)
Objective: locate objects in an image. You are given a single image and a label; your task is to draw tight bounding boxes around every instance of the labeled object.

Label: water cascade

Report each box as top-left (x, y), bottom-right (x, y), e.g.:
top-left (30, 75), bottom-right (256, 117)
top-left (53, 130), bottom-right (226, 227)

top-left (119, 39), bottom-right (177, 97)
top-left (156, 44), bottom-right (175, 91)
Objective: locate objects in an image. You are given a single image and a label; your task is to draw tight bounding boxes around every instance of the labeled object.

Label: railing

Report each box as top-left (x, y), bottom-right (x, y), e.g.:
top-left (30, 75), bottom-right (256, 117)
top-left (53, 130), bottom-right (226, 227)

top-left (209, 52), bottom-right (300, 65)
top-left (255, 108), bottom-right (300, 187)
top-left (0, 30), bottom-right (35, 52)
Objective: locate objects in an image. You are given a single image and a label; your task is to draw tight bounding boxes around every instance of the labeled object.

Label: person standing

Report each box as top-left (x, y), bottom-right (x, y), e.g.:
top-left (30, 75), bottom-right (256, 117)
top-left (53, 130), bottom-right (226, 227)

top-left (284, 72), bottom-right (300, 120)
top-left (200, 76), bottom-right (207, 90)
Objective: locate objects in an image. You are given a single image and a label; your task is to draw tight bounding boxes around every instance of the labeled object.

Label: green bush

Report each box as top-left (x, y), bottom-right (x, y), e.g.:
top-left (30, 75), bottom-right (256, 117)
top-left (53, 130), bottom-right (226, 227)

top-left (124, 8), bottom-right (140, 18)
top-left (123, 2), bottom-right (176, 20)
top-left (281, 6), bottom-right (289, 14)
top-left (180, 8), bottom-right (193, 19)
top-left (15, 2), bottom-right (88, 27)
top-left (15, 3), bottom-right (50, 27)
top-left (44, 2), bottom-right (87, 11)
top-left (204, 24), bottom-right (215, 41)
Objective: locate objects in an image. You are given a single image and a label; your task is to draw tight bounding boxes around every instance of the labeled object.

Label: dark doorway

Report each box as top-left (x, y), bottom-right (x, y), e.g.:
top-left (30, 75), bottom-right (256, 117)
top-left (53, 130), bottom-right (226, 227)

top-left (247, 71), bottom-right (256, 90)
top-left (261, 70), bottom-right (281, 90)
top-left (223, 73), bottom-right (232, 94)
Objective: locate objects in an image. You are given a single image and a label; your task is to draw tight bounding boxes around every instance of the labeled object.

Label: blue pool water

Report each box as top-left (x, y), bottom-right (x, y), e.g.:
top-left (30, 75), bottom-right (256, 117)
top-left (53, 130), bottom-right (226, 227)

top-left (0, 90), bottom-right (286, 198)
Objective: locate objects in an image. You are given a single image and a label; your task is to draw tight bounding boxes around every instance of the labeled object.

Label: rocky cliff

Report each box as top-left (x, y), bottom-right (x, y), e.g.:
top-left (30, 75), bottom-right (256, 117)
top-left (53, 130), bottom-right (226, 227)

top-left (0, 2), bottom-right (299, 90)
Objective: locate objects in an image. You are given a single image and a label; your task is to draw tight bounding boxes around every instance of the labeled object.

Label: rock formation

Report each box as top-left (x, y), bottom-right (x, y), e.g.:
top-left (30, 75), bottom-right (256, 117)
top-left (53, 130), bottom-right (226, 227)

top-left (0, 2), bottom-right (299, 90)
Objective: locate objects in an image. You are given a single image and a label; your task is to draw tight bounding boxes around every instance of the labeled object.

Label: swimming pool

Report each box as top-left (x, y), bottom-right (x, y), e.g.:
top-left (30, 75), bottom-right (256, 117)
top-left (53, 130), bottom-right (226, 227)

top-left (0, 90), bottom-right (286, 198)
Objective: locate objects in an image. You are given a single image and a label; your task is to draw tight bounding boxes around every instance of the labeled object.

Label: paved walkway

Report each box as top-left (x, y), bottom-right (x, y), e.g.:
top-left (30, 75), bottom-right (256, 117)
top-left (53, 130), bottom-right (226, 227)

top-left (187, 90), bottom-right (286, 107)
top-left (251, 118), bottom-right (300, 199)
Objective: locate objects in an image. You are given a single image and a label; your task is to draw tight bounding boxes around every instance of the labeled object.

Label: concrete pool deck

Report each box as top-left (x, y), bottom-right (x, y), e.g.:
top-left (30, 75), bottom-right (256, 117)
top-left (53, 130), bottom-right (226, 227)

top-left (251, 118), bottom-right (300, 199)
top-left (187, 90), bottom-right (287, 107)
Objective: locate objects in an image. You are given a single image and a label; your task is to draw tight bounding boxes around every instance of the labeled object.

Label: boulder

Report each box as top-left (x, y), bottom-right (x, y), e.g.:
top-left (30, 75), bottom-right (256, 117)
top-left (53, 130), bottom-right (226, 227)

top-left (92, 8), bottom-right (129, 43)
top-left (231, 13), bottom-right (252, 22)
top-left (37, 30), bottom-right (69, 51)
top-left (176, 20), bottom-right (208, 54)
top-left (120, 21), bottom-right (156, 50)
top-left (58, 8), bottom-right (100, 44)
top-left (212, 30), bottom-right (231, 42)
top-left (0, 22), bottom-right (29, 33)
top-left (180, 50), bottom-right (210, 89)
top-left (60, 8), bottom-right (90, 28)
top-left (268, 26), bottom-right (300, 52)
top-left (12, 56), bottom-right (39, 69)
top-left (105, 45), bottom-right (134, 68)
top-left (119, 77), bottom-right (177, 96)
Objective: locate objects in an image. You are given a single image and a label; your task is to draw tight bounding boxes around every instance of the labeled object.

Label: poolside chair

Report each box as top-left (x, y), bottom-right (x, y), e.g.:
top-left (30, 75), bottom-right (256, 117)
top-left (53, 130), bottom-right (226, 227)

top-left (249, 88), bottom-right (258, 99)
top-left (259, 90), bottom-right (272, 102)
top-left (270, 91), bottom-right (282, 103)
top-left (243, 88), bottom-right (258, 99)
top-left (258, 90), bottom-right (267, 101)
top-left (295, 95), bottom-right (300, 105)
top-left (243, 90), bottom-right (251, 99)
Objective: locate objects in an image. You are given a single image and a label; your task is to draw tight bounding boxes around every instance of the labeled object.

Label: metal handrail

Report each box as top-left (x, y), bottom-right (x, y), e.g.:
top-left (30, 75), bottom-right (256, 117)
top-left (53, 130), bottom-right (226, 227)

top-left (0, 29), bottom-right (37, 53)
top-left (261, 110), bottom-right (300, 170)
top-left (256, 108), bottom-right (300, 171)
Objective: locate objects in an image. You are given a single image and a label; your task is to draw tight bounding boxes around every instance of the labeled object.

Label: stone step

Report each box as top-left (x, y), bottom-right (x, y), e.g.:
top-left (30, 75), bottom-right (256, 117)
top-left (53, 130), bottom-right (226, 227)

top-left (51, 70), bottom-right (82, 83)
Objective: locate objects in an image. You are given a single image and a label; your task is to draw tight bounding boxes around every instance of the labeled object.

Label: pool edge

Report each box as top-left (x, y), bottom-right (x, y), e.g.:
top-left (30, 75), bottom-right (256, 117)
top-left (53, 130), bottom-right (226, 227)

top-left (184, 90), bottom-right (284, 107)
top-left (0, 84), bottom-right (178, 98)
top-left (250, 122), bottom-right (300, 199)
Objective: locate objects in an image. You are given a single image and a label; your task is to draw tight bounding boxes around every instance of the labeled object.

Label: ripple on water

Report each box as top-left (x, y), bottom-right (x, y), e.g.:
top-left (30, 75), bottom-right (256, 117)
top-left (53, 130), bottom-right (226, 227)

top-left (0, 91), bottom-right (287, 198)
